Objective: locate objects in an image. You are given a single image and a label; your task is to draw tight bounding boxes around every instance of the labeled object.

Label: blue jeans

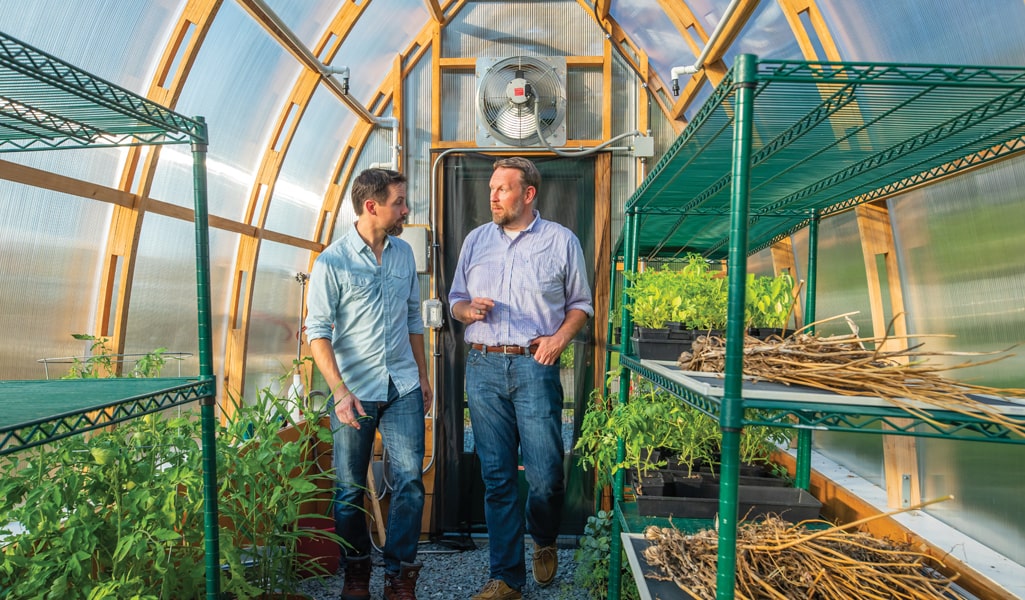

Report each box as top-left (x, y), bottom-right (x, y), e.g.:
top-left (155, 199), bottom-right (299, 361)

top-left (466, 349), bottom-right (565, 590)
top-left (331, 379), bottom-right (425, 575)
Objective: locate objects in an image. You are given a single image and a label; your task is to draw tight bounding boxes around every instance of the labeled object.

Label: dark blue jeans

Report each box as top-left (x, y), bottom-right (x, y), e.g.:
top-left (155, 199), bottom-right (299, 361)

top-left (466, 349), bottom-right (565, 590)
top-left (331, 379), bottom-right (425, 575)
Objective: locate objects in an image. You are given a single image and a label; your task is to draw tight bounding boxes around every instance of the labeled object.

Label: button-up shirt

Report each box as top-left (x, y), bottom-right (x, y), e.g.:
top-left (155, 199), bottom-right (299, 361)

top-left (305, 226), bottom-right (424, 402)
top-left (449, 211), bottom-right (593, 346)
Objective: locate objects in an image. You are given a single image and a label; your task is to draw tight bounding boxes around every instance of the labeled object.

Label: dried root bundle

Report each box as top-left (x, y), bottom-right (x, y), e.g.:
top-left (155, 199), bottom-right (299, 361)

top-left (642, 516), bottom-right (964, 600)
top-left (677, 314), bottom-right (1025, 438)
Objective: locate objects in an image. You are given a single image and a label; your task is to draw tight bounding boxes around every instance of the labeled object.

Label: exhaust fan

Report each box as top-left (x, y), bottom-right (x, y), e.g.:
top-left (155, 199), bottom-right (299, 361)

top-left (475, 56), bottom-right (567, 147)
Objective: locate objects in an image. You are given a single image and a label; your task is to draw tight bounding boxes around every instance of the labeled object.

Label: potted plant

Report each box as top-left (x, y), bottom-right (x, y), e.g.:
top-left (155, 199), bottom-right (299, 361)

top-left (745, 271), bottom-right (796, 338)
top-left (577, 375), bottom-right (814, 522)
top-left (576, 379), bottom-right (719, 493)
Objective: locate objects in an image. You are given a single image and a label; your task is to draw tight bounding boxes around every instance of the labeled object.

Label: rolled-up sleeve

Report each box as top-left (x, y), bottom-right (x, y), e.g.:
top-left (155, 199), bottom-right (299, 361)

top-left (564, 236), bottom-right (594, 317)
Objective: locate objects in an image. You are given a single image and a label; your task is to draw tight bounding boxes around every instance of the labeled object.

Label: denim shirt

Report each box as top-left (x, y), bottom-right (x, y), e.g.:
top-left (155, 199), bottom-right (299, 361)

top-left (305, 226), bottom-right (424, 402)
top-left (449, 211), bottom-right (593, 346)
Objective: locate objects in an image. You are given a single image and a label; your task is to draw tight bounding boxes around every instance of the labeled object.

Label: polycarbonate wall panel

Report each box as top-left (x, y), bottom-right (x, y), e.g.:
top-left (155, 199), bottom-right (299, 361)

top-left (244, 241), bottom-right (311, 400)
top-left (566, 67), bottom-right (603, 142)
top-left (917, 436), bottom-right (1025, 565)
top-left (0, 0), bottom-right (177, 184)
top-left (123, 215), bottom-right (200, 377)
top-left (404, 49), bottom-right (433, 228)
top-left (891, 158), bottom-right (1025, 388)
top-left (792, 210), bottom-right (874, 337)
top-left (819, 0), bottom-right (1025, 65)
top-left (125, 217), bottom-right (237, 384)
top-left (262, 0), bottom-right (339, 46)
top-left (154, 0), bottom-right (299, 220)
top-left (445, 0), bottom-right (603, 59)
top-left (721, 0), bottom-right (803, 65)
top-left (0, 185), bottom-right (109, 379)
top-left (790, 212), bottom-right (885, 486)
top-left (265, 87), bottom-right (352, 240)
top-left (888, 158), bottom-right (1025, 562)
top-left (0, 0), bottom-right (179, 86)
top-left (440, 70), bottom-right (475, 143)
top-left (611, 0), bottom-right (690, 90)
top-left (328, 0), bottom-right (426, 103)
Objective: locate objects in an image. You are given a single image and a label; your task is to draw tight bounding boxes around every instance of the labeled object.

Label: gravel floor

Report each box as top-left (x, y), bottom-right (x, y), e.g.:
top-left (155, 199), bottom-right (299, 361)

top-left (296, 540), bottom-right (590, 599)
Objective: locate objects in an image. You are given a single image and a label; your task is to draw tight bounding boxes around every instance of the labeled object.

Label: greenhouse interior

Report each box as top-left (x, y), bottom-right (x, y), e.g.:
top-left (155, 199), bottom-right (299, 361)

top-left (2, 1), bottom-right (1025, 599)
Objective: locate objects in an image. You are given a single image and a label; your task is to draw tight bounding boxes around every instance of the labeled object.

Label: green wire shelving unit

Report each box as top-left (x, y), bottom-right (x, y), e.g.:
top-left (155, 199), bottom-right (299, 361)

top-left (608, 54), bottom-right (1025, 600)
top-left (0, 31), bottom-right (222, 599)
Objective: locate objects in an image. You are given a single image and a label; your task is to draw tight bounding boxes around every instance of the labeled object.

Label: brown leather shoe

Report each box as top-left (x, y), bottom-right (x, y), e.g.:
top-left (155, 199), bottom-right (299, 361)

top-left (340, 555), bottom-right (371, 600)
top-left (532, 544), bottom-right (558, 587)
top-left (471, 579), bottom-right (522, 600)
top-left (384, 561), bottom-right (421, 600)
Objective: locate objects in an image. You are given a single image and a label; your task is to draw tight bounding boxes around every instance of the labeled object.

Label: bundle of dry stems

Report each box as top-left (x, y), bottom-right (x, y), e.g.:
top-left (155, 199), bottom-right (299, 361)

top-left (676, 313), bottom-right (1025, 438)
top-left (642, 501), bottom-right (965, 600)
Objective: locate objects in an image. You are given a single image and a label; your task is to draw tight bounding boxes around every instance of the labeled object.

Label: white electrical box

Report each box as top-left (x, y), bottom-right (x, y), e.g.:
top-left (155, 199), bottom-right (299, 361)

top-left (422, 298), bottom-right (444, 328)
top-left (633, 135), bottom-right (655, 158)
top-left (398, 225), bottom-right (431, 273)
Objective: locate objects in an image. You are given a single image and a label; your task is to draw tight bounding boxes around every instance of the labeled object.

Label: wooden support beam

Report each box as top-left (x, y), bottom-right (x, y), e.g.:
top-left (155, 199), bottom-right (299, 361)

top-left (856, 202), bottom-right (919, 510)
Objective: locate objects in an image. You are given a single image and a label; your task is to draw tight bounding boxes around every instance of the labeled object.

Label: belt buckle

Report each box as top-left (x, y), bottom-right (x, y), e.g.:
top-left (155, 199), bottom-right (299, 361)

top-left (503, 345), bottom-right (517, 354)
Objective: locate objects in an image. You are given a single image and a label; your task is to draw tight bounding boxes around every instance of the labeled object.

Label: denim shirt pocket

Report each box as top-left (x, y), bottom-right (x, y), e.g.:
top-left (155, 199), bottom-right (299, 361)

top-left (386, 263), bottom-right (412, 299)
top-left (341, 272), bottom-right (376, 302)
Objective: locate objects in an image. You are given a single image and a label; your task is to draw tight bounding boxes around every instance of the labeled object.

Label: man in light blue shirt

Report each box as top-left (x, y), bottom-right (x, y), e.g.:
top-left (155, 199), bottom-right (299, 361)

top-left (449, 157), bottom-right (593, 600)
top-left (305, 168), bottom-right (431, 600)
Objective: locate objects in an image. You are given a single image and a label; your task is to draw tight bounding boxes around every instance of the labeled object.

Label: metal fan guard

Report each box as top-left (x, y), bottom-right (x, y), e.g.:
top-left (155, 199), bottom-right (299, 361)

top-left (475, 56), bottom-right (567, 147)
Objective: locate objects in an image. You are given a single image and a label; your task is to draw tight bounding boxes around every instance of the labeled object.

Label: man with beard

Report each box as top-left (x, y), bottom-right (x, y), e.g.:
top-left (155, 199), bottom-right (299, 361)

top-left (306, 168), bottom-right (432, 600)
top-left (449, 157), bottom-right (593, 600)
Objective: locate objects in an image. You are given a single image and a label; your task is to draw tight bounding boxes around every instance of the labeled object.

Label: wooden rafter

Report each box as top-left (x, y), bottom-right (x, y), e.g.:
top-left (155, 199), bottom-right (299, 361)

top-left (95, 0), bottom-right (224, 364)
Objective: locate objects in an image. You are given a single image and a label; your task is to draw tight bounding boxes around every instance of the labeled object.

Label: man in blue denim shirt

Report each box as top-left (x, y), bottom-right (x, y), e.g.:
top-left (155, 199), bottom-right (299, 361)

top-left (449, 157), bottom-right (593, 600)
top-left (305, 168), bottom-right (432, 600)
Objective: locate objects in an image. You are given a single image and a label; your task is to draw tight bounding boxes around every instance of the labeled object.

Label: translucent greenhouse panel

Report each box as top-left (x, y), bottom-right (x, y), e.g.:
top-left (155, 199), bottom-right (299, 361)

top-left (124, 217), bottom-right (238, 385)
top-left (610, 0), bottom-right (689, 89)
top-left (0, 0), bottom-right (178, 86)
top-left (244, 240), bottom-right (312, 402)
top-left (790, 211), bottom-right (885, 486)
top-left (267, 87), bottom-right (356, 240)
top-left (818, 0), bottom-right (1025, 65)
top-left (0, 186), bottom-right (111, 379)
top-left (891, 158), bottom-right (1025, 389)
top-left (154, 0), bottom-right (300, 221)
top-left (917, 436), bottom-right (1025, 566)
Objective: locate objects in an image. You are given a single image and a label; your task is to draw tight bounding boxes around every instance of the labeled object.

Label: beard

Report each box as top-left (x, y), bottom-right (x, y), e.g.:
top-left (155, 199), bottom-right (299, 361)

top-left (491, 200), bottom-right (523, 227)
top-left (386, 222), bottom-right (404, 236)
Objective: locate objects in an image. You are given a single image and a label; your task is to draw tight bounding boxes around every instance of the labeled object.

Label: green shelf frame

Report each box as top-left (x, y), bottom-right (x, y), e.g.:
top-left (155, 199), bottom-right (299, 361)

top-left (620, 355), bottom-right (1025, 444)
top-left (0, 30), bottom-right (221, 599)
top-left (0, 378), bottom-right (216, 456)
top-left (608, 54), bottom-right (1025, 600)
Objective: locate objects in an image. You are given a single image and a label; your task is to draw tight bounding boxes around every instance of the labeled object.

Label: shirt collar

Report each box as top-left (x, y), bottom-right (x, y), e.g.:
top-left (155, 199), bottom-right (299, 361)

top-left (492, 209), bottom-right (542, 235)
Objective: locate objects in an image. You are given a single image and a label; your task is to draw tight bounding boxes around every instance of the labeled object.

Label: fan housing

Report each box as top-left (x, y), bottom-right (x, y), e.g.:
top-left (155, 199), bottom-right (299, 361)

top-left (475, 56), bottom-right (567, 147)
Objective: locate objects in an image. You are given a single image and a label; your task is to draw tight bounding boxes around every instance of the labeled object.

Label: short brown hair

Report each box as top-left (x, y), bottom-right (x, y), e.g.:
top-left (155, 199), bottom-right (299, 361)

top-left (351, 168), bottom-right (406, 215)
top-left (492, 156), bottom-right (540, 192)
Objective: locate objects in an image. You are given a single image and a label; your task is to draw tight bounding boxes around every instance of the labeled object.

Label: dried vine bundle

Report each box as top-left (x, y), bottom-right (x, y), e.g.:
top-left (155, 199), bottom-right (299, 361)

top-left (676, 315), bottom-right (1025, 438)
top-left (642, 516), bottom-right (964, 600)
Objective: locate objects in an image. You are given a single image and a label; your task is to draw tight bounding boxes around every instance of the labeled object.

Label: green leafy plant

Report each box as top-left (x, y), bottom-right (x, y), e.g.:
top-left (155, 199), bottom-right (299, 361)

top-left (745, 272), bottom-right (796, 329)
top-left (574, 510), bottom-right (640, 600)
top-left (623, 255), bottom-right (730, 331)
top-left (576, 378), bottom-right (720, 489)
top-left (0, 413), bottom-right (209, 599)
top-left (1, 356), bottom-right (342, 599)
top-left (577, 376), bottom-right (794, 491)
top-left (61, 333), bottom-right (173, 379)
top-left (217, 382), bottom-right (343, 597)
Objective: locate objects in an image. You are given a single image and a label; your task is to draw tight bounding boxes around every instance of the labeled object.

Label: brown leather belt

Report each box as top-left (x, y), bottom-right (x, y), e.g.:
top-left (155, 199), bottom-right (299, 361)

top-left (471, 343), bottom-right (537, 355)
